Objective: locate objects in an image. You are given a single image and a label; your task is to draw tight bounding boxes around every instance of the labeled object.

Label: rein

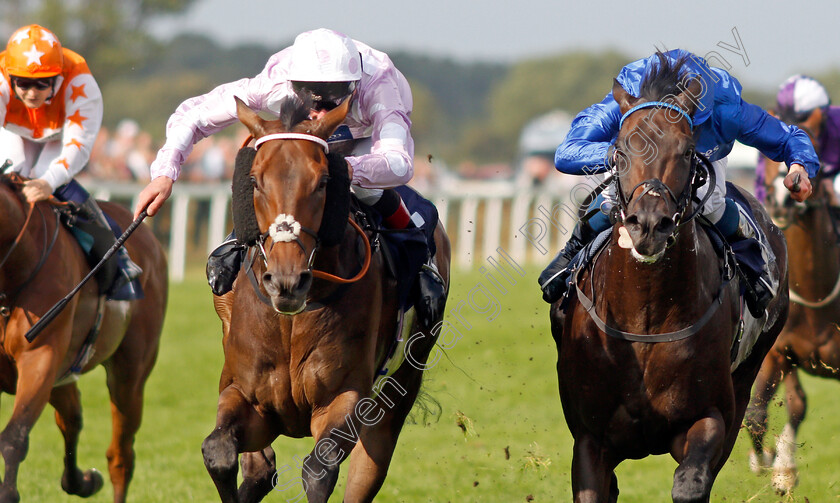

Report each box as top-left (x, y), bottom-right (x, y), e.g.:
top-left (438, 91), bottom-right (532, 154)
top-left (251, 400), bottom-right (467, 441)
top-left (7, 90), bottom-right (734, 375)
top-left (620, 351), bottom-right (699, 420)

top-left (0, 175), bottom-right (65, 317)
top-left (574, 240), bottom-right (736, 342)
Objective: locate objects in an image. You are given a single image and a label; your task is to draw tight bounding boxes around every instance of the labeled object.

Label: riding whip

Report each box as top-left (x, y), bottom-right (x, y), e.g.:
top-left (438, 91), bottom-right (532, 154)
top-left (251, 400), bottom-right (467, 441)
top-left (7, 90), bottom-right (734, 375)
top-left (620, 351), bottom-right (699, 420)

top-left (25, 210), bottom-right (148, 342)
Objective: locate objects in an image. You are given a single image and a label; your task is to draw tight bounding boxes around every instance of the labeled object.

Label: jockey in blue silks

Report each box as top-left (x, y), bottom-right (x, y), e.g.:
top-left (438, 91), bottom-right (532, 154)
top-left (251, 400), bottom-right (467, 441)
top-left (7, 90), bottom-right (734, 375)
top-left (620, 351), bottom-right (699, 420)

top-left (539, 49), bottom-right (819, 317)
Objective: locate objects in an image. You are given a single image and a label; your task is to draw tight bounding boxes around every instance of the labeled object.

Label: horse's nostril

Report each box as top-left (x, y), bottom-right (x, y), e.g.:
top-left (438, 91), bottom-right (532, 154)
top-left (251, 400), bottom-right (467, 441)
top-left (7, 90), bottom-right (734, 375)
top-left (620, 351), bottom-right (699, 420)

top-left (657, 216), bottom-right (675, 234)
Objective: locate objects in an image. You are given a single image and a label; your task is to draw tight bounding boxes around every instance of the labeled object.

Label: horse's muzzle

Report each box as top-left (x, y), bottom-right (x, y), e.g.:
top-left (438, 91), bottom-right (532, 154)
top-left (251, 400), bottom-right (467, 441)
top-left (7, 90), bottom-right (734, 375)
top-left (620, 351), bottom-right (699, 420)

top-left (262, 269), bottom-right (313, 314)
top-left (624, 210), bottom-right (675, 259)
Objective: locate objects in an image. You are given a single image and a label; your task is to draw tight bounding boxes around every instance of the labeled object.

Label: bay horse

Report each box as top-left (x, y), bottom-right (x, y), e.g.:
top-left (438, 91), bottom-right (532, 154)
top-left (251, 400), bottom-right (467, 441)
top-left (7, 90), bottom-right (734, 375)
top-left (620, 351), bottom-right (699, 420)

top-left (0, 175), bottom-right (168, 502)
top-left (203, 96), bottom-right (451, 503)
top-left (744, 108), bottom-right (840, 494)
top-left (551, 59), bottom-right (789, 502)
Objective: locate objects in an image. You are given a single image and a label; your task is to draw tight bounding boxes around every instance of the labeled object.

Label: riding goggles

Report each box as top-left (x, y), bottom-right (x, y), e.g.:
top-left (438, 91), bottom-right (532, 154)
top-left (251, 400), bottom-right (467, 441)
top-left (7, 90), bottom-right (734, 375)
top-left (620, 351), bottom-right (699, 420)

top-left (12, 76), bottom-right (54, 91)
top-left (291, 80), bottom-right (356, 111)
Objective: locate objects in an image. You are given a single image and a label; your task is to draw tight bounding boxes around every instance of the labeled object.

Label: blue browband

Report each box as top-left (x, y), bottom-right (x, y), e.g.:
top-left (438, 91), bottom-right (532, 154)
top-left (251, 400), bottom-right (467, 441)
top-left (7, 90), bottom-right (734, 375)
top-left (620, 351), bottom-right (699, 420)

top-left (618, 101), bottom-right (694, 130)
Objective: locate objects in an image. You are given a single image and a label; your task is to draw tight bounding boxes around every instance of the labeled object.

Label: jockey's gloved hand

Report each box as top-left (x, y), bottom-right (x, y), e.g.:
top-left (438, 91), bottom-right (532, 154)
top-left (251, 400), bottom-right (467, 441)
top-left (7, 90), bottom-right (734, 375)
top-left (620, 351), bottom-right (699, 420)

top-left (785, 163), bottom-right (812, 202)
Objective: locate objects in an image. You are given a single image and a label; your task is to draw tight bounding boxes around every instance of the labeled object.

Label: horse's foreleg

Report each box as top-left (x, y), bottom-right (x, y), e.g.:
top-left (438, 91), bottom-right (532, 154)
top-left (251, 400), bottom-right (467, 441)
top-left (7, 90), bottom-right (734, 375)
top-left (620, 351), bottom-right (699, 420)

top-left (103, 332), bottom-right (161, 503)
top-left (203, 385), bottom-right (277, 503)
top-left (238, 447), bottom-right (277, 503)
top-left (772, 368), bottom-right (806, 495)
top-left (0, 351), bottom-right (60, 503)
top-left (744, 349), bottom-right (787, 474)
top-left (304, 390), bottom-right (364, 503)
top-left (570, 434), bottom-right (618, 503)
top-left (344, 365), bottom-right (426, 502)
top-left (670, 409), bottom-right (726, 503)
top-left (49, 383), bottom-right (104, 498)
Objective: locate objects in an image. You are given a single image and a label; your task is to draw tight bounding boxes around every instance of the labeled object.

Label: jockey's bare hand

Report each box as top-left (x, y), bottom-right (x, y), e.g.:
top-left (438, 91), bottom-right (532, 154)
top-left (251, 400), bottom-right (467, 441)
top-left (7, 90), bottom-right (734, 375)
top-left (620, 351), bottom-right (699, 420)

top-left (784, 163), bottom-right (812, 202)
top-left (22, 179), bottom-right (52, 203)
top-left (134, 176), bottom-right (174, 219)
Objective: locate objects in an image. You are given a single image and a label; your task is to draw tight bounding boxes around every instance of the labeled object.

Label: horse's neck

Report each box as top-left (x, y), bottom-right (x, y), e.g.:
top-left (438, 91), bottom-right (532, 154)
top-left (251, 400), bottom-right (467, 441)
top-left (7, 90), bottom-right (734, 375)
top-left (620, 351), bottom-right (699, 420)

top-left (0, 190), bottom-right (41, 285)
top-left (787, 202), bottom-right (840, 290)
top-left (596, 226), bottom-right (713, 319)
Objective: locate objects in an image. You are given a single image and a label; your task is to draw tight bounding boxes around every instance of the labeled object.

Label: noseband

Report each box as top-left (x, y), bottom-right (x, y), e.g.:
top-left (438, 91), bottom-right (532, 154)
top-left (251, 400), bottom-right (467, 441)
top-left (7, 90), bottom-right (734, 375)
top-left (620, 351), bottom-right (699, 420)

top-left (613, 101), bottom-right (713, 238)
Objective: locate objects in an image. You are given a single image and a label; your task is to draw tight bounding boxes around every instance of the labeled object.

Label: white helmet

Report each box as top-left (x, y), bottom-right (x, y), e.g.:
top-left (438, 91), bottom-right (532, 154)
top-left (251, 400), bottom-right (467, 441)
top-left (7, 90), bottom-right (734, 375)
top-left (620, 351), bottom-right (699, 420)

top-left (288, 28), bottom-right (361, 82)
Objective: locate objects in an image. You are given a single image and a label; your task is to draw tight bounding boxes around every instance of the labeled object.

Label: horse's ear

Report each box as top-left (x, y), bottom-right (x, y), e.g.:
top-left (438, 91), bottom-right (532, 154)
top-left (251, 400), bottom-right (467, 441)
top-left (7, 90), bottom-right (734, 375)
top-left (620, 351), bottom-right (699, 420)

top-left (310, 98), bottom-right (350, 140)
top-left (235, 96), bottom-right (268, 138)
top-left (674, 77), bottom-right (703, 117)
top-left (612, 79), bottom-right (640, 114)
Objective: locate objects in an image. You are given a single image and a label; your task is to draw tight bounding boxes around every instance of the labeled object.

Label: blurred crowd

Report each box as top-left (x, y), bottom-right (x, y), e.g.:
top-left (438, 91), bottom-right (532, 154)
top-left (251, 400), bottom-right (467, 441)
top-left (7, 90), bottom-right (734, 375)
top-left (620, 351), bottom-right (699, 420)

top-left (84, 119), bottom-right (250, 184)
top-left (83, 119), bottom-right (445, 191)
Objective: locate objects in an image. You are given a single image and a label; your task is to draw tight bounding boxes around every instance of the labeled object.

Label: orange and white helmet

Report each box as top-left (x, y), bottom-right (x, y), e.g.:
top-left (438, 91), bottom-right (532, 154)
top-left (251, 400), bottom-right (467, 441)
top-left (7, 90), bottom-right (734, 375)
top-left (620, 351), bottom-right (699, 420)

top-left (4, 24), bottom-right (63, 78)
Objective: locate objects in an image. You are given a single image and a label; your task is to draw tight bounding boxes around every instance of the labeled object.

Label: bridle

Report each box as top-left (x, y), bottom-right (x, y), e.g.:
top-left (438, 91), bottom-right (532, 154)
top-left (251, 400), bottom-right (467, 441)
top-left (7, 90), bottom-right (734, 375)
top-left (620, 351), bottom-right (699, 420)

top-left (247, 133), bottom-right (371, 289)
top-left (612, 101), bottom-right (714, 245)
top-left (574, 101), bottom-right (736, 342)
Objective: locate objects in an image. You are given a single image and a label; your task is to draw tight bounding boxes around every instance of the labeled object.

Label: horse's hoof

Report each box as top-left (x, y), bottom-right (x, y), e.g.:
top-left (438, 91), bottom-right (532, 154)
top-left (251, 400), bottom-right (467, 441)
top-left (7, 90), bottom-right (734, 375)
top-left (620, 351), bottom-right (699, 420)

top-left (62, 468), bottom-right (104, 497)
top-left (772, 467), bottom-right (798, 495)
top-left (748, 449), bottom-right (775, 474)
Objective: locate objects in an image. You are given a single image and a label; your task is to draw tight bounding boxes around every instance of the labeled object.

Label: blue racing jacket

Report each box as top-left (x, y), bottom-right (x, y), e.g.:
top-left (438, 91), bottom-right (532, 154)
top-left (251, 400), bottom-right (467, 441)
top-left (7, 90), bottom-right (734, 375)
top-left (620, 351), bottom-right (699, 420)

top-left (555, 49), bottom-right (819, 177)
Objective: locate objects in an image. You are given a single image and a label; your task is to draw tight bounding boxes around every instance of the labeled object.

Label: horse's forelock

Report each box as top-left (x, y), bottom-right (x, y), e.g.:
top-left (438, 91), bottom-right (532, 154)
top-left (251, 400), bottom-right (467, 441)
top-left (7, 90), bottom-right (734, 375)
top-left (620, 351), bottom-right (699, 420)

top-left (640, 51), bottom-right (693, 102)
top-left (276, 95), bottom-right (312, 131)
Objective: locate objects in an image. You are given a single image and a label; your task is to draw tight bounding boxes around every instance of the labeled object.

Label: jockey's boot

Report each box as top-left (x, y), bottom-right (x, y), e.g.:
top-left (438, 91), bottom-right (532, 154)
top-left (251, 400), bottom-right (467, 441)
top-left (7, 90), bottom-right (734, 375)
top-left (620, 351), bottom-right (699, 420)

top-left (206, 231), bottom-right (246, 296)
top-left (78, 197), bottom-right (143, 294)
top-left (416, 255), bottom-right (447, 328)
top-left (538, 221), bottom-right (594, 304)
top-left (731, 210), bottom-right (773, 318)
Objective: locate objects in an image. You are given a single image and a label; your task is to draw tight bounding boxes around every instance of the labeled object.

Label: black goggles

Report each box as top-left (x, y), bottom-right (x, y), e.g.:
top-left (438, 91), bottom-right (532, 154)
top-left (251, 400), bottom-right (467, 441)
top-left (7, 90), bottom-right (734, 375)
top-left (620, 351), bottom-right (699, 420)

top-left (12, 77), bottom-right (54, 91)
top-left (291, 81), bottom-right (356, 111)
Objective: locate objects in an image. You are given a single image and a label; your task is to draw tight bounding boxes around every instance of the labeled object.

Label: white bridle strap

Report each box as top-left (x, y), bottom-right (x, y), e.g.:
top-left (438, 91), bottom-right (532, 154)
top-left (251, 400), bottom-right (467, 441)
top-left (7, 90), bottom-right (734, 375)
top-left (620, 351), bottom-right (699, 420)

top-left (254, 133), bottom-right (330, 153)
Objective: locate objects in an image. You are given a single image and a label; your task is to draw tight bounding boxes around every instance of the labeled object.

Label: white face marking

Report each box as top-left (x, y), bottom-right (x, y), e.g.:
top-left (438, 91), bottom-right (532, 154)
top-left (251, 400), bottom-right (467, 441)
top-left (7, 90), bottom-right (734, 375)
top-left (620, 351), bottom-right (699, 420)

top-left (644, 183), bottom-right (661, 197)
top-left (269, 214), bottom-right (302, 243)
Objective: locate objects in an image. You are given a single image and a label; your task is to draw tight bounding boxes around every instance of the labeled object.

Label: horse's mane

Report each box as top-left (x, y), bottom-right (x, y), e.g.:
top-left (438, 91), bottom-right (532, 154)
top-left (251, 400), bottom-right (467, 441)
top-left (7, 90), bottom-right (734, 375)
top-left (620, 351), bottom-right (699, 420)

top-left (276, 95), bottom-right (312, 131)
top-left (639, 51), bottom-right (694, 102)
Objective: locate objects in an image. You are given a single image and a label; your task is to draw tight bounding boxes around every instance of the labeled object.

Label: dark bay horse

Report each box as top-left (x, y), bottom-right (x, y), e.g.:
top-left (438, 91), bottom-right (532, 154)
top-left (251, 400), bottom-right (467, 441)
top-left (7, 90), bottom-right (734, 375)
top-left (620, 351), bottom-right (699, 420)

top-left (745, 108), bottom-right (840, 494)
top-left (203, 96), bottom-right (451, 503)
top-left (552, 62), bottom-right (788, 502)
top-left (0, 176), bottom-right (167, 502)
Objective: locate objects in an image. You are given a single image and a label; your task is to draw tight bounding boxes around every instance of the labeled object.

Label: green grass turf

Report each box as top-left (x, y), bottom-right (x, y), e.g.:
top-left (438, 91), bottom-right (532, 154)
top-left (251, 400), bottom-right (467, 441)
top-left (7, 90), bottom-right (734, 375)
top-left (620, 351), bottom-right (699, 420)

top-left (2, 266), bottom-right (839, 502)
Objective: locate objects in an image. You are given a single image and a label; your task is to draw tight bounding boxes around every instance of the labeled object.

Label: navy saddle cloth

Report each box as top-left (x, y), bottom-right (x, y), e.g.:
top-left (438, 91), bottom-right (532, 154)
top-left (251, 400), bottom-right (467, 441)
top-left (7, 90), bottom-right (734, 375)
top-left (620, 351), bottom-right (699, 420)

top-left (368, 185), bottom-right (438, 311)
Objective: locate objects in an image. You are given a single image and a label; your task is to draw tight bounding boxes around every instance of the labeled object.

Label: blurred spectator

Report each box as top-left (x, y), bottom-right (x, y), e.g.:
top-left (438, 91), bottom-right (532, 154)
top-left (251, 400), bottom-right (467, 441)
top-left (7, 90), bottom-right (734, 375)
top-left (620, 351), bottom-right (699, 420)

top-left (125, 131), bottom-right (155, 182)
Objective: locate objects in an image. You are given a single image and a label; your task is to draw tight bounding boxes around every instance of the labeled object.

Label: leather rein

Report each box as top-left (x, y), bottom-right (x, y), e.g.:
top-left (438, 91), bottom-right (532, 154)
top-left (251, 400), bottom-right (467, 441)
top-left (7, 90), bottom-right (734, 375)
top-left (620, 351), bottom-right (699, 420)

top-left (0, 174), bottom-right (64, 317)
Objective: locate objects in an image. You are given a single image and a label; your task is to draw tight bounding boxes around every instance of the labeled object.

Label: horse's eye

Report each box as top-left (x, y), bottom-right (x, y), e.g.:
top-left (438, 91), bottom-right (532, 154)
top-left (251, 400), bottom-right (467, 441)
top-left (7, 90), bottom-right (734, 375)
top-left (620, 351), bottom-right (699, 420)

top-left (250, 175), bottom-right (259, 191)
top-left (318, 176), bottom-right (330, 191)
top-left (684, 148), bottom-right (694, 158)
